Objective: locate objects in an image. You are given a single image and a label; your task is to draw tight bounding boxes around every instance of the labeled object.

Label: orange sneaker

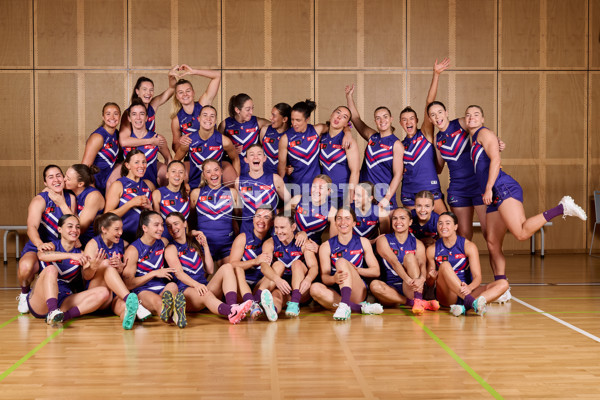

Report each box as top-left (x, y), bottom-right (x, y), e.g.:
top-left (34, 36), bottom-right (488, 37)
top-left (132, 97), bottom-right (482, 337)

top-left (424, 300), bottom-right (440, 311)
top-left (411, 299), bottom-right (425, 315)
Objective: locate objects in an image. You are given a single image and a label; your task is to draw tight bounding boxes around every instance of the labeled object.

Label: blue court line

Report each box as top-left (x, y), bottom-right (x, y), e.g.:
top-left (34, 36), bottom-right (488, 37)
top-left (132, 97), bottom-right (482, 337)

top-left (0, 321), bottom-right (73, 382)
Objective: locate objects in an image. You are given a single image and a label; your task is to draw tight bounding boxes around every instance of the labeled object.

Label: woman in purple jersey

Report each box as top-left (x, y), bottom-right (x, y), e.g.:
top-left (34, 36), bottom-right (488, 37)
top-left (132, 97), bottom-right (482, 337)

top-left (64, 164), bottom-right (105, 247)
top-left (175, 105), bottom-right (239, 188)
top-left (104, 150), bottom-right (155, 243)
top-left (169, 66), bottom-right (221, 153)
top-left (152, 160), bottom-right (190, 242)
top-left (352, 181), bottom-right (390, 244)
top-left (260, 103), bottom-right (292, 176)
top-left (409, 191), bottom-right (439, 248)
top-left (81, 102), bottom-right (121, 194)
top-left (345, 86), bottom-right (404, 210)
top-left (29, 215), bottom-right (110, 326)
top-left (465, 105), bottom-right (586, 295)
top-left (17, 165), bottom-right (77, 314)
top-left (426, 212), bottom-right (508, 316)
top-left (218, 93), bottom-right (271, 177)
top-left (83, 213), bottom-right (150, 330)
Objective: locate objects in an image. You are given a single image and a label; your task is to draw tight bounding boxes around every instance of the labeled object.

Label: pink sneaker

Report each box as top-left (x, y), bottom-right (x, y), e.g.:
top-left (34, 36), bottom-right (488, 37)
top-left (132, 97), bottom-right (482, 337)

top-left (228, 300), bottom-right (253, 324)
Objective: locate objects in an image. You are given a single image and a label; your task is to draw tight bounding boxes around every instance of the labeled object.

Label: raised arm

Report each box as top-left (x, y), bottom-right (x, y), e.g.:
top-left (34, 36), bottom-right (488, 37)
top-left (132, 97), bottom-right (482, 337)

top-left (179, 65), bottom-right (221, 106)
top-left (345, 84), bottom-right (376, 141)
top-left (149, 65), bottom-right (179, 110)
top-left (421, 58), bottom-right (450, 142)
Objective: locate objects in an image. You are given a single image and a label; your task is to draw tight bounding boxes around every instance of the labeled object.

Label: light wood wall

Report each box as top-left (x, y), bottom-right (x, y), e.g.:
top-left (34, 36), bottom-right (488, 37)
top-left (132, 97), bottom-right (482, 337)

top-left (0, 0), bottom-right (597, 252)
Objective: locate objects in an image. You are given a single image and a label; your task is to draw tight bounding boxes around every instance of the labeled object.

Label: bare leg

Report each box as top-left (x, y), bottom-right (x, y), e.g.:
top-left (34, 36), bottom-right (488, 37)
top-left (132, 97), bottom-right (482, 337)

top-left (369, 280), bottom-right (407, 306)
top-left (433, 198), bottom-right (448, 215)
top-left (207, 263), bottom-right (237, 299)
top-left (309, 282), bottom-right (340, 310)
top-left (222, 161), bottom-right (238, 187)
top-left (17, 252), bottom-right (40, 291)
top-left (27, 265), bottom-right (59, 315)
top-left (472, 279), bottom-right (509, 303)
top-left (485, 211), bottom-right (508, 276)
top-left (451, 205), bottom-right (475, 240)
top-left (60, 287), bottom-right (110, 316)
top-left (499, 198), bottom-right (550, 241)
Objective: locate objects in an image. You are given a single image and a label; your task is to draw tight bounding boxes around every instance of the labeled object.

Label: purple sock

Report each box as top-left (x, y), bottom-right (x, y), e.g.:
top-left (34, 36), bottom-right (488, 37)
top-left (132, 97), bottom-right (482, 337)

top-left (349, 302), bottom-right (362, 313)
top-left (494, 275), bottom-right (507, 281)
top-left (225, 291), bottom-right (238, 305)
top-left (543, 204), bottom-right (563, 221)
top-left (124, 293), bottom-right (129, 302)
top-left (46, 298), bottom-right (58, 312)
top-left (290, 289), bottom-right (301, 303)
top-left (242, 293), bottom-right (254, 303)
top-left (405, 298), bottom-right (414, 307)
top-left (340, 287), bottom-right (352, 305)
top-left (218, 303), bottom-right (232, 316)
top-left (464, 295), bottom-right (475, 310)
top-left (21, 286), bottom-right (29, 294)
top-left (254, 290), bottom-right (263, 303)
top-left (414, 292), bottom-right (423, 300)
top-left (63, 306), bottom-right (80, 322)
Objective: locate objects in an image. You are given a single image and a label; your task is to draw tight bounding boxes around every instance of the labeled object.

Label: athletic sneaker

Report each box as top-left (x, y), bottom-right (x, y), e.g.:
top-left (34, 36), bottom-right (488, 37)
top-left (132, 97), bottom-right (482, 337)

top-left (172, 292), bottom-right (187, 328)
top-left (160, 291), bottom-right (174, 323)
top-left (122, 293), bottom-right (139, 330)
top-left (560, 196), bottom-right (587, 220)
top-left (261, 289), bottom-right (278, 322)
top-left (17, 293), bottom-right (29, 314)
top-left (46, 309), bottom-right (64, 326)
top-left (411, 299), bottom-right (425, 315)
top-left (449, 304), bottom-right (466, 317)
top-left (333, 303), bottom-right (352, 320)
top-left (473, 296), bottom-right (487, 316)
top-left (249, 301), bottom-right (263, 320)
top-left (424, 300), bottom-right (440, 311)
top-left (285, 301), bottom-right (300, 317)
top-left (361, 301), bottom-right (384, 315)
top-left (228, 300), bottom-right (253, 324)
top-left (136, 302), bottom-right (152, 321)
top-left (493, 288), bottom-right (512, 304)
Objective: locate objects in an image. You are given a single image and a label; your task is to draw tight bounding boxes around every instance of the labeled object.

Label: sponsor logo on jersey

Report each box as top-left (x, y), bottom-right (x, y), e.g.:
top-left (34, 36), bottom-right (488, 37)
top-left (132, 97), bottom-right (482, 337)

top-left (349, 249), bottom-right (362, 255)
top-left (454, 254), bottom-right (466, 259)
top-left (69, 259), bottom-right (80, 265)
top-left (245, 128), bottom-right (257, 133)
top-left (290, 251), bottom-right (302, 256)
top-left (155, 249), bottom-right (164, 255)
top-left (259, 185), bottom-right (272, 190)
top-left (219, 195), bottom-right (231, 200)
top-left (209, 146), bottom-right (220, 151)
top-left (380, 144), bottom-right (391, 150)
top-left (405, 250), bottom-right (416, 254)
top-left (307, 135), bottom-right (317, 141)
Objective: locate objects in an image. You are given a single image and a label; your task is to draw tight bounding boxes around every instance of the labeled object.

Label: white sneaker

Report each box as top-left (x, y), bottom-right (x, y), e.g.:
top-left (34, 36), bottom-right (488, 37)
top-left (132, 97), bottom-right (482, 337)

top-left (449, 304), bottom-right (466, 317)
top-left (46, 309), bottom-right (64, 325)
top-left (136, 302), bottom-right (152, 320)
top-left (17, 293), bottom-right (29, 314)
top-left (559, 196), bottom-right (587, 221)
top-left (360, 301), bottom-right (384, 315)
top-left (260, 289), bottom-right (278, 322)
top-left (493, 288), bottom-right (512, 304)
top-left (333, 303), bottom-right (351, 320)
top-left (473, 296), bottom-right (487, 316)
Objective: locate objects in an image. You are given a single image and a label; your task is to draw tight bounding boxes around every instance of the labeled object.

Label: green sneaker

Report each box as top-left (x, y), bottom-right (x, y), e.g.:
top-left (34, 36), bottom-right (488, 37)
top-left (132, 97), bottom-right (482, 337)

top-left (172, 292), bottom-right (187, 328)
top-left (122, 293), bottom-right (139, 330)
top-left (285, 301), bottom-right (300, 317)
top-left (160, 291), bottom-right (174, 323)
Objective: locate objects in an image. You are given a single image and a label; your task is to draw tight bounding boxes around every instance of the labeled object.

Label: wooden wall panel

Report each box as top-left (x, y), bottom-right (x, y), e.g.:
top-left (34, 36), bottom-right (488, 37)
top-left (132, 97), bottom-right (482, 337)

top-left (500, 0), bottom-right (540, 68)
top-left (455, 0), bottom-right (496, 69)
top-left (222, 72), bottom-right (267, 122)
top-left (545, 165), bottom-right (586, 249)
top-left (409, 72), bottom-right (449, 118)
top-left (545, 73), bottom-right (586, 159)
top-left (271, 72), bottom-right (313, 109)
top-left (0, 168), bottom-right (33, 226)
top-left (316, 0), bottom-right (358, 68)
top-left (591, 0), bottom-right (600, 69)
top-left (315, 73), bottom-right (357, 123)
top-left (455, 73), bottom-right (497, 132)
top-left (0, 73), bottom-right (33, 161)
top-left (0, 0), bottom-right (32, 67)
top-left (83, 0), bottom-right (126, 68)
top-left (408, 0), bottom-right (449, 68)
top-left (364, 0), bottom-right (405, 68)
top-left (36, 72), bottom-right (79, 162)
top-left (178, 0), bottom-right (220, 68)
top-left (35, 0), bottom-right (78, 67)
top-left (499, 73), bottom-right (540, 160)
top-left (223, 0), bottom-right (265, 68)
top-left (84, 72), bottom-right (127, 145)
top-left (546, 0), bottom-right (587, 68)
top-left (130, 0), bottom-right (171, 68)
top-left (272, 0), bottom-right (312, 68)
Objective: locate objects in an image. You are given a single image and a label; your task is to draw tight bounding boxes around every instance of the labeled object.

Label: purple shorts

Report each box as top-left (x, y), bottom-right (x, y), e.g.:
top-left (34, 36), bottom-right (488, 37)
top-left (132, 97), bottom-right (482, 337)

top-left (486, 175), bottom-right (524, 213)
top-left (401, 190), bottom-right (443, 207)
top-left (447, 192), bottom-right (485, 208)
top-left (27, 281), bottom-right (72, 319)
top-left (133, 279), bottom-right (167, 295)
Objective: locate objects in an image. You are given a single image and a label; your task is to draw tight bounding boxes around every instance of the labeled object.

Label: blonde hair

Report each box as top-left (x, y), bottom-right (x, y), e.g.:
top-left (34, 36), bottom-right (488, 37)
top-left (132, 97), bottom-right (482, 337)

top-left (170, 79), bottom-right (194, 119)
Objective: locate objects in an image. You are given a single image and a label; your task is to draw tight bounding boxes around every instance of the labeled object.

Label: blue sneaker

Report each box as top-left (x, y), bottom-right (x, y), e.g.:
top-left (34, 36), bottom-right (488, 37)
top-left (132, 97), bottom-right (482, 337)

top-left (285, 301), bottom-right (300, 317)
top-left (261, 289), bottom-right (278, 322)
top-left (449, 304), bottom-right (466, 317)
top-left (123, 293), bottom-right (139, 330)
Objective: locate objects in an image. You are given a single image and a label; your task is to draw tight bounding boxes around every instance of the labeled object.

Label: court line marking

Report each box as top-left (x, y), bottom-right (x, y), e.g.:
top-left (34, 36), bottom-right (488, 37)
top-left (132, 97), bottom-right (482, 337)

top-left (0, 320), bottom-right (73, 382)
top-left (403, 310), bottom-right (503, 400)
top-left (512, 297), bottom-right (600, 344)
top-left (0, 315), bottom-right (19, 330)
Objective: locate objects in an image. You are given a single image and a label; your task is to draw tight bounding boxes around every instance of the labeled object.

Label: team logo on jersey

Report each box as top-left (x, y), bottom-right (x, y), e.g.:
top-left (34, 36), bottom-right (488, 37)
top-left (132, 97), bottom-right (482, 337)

top-left (227, 129), bottom-right (240, 135)
top-left (126, 188), bottom-right (137, 194)
top-left (245, 244), bottom-right (258, 250)
top-left (436, 255), bottom-right (449, 262)
top-left (274, 251), bottom-right (284, 258)
top-left (290, 140), bottom-right (302, 147)
top-left (163, 200), bottom-right (176, 206)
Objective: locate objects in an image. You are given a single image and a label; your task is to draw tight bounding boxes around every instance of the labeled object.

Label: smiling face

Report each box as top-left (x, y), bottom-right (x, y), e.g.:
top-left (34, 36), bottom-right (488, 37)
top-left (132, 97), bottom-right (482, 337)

top-left (391, 208), bottom-right (411, 234)
top-left (44, 167), bottom-right (65, 194)
top-left (465, 106), bottom-right (484, 131)
top-left (143, 214), bottom-right (164, 239)
top-left (310, 178), bottom-right (331, 205)
top-left (270, 107), bottom-right (287, 129)
top-left (58, 216), bottom-right (81, 243)
top-left (428, 104), bottom-right (449, 131)
top-left (101, 219), bottom-right (123, 244)
top-left (400, 110), bottom-right (418, 136)
top-left (291, 110), bottom-right (308, 132)
top-left (128, 105), bottom-right (148, 131)
top-left (274, 216), bottom-right (295, 244)
top-left (102, 105), bottom-right (121, 130)
top-left (414, 197), bottom-right (433, 222)
top-left (202, 161), bottom-right (222, 188)
top-left (125, 153), bottom-right (148, 179)
top-left (329, 107), bottom-right (351, 130)
top-left (374, 108), bottom-right (392, 132)
top-left (167, 162), bottom-right (185, 188)
top-left (245, 146), bottom-right (266, 172)
top-left (135, 81), bottom-right (154, 105)
top-left (236, 99), bottom-right (254, 122)
top-left (437, 214), bottom-right (458, 238)
top-left (199, 107), bottom-right (217, 130)
top-left (253, 208), bottom-right (273, 235)
top-left (175, 82), bottom-right (195, 106)
top-left (63, 168), bottom-right (82, 192)
top-left (335, 208), bottom-right (355, 235)
top-left (166, 215), bottom-right (187, 241)
top-left (353, 184), bottom-right (373, 209)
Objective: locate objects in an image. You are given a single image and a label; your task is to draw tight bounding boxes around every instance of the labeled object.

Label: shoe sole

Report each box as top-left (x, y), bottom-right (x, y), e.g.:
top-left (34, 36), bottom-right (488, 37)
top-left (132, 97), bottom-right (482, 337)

top-left (229, 301), bottom-right (253, 324)
top-left (160, 292), bottom-right (174, 323)
top-left (122, 294), bottom-right (139, 330)
top-left (261, 291), bottom-right (278, 322)
top-left (47, 311), bottom-right (64, 325)
top-left (475, 297), bottom-right (487, 316)
top-left (425, 300), bottom-right (440, 311)
top-left (285, 310), bottom-right (299, 317)
top-left (174, 293), bottom-right (187, 328)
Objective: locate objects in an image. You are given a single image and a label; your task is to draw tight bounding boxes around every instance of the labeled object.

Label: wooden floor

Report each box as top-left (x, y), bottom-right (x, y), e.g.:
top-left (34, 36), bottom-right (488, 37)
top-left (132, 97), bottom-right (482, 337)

top-left (1, 254), bottom-right (599, 399)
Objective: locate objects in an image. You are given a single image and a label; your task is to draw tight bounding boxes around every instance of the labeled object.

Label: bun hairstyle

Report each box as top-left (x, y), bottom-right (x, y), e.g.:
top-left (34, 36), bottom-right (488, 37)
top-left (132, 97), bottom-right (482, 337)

top-left (273, 102), bottom-right (292, 123)
top-left (228, 93), bottom-right (252, 118)
top-left (291, 99), bottom-right (317, 119)
top-left (70, 164), bottom-right (98, 187)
